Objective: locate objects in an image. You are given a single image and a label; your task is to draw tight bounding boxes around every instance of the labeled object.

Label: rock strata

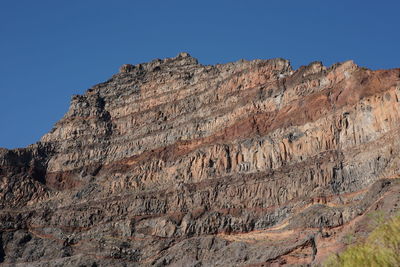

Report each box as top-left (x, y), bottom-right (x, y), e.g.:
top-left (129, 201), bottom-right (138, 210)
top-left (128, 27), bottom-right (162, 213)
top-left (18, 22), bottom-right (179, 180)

top-left (0, 53), bottom-right (400, 266)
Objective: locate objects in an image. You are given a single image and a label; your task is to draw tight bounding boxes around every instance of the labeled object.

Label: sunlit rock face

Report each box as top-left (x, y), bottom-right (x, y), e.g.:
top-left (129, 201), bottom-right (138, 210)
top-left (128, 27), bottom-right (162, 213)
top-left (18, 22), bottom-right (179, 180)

top-left (0, 53), bottom-right (400, 266)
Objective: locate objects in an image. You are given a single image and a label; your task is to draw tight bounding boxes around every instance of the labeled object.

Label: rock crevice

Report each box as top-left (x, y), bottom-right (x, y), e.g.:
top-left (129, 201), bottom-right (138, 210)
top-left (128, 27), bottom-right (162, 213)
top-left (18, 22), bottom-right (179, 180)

top-left (0, 53), bottom-right (399, 266)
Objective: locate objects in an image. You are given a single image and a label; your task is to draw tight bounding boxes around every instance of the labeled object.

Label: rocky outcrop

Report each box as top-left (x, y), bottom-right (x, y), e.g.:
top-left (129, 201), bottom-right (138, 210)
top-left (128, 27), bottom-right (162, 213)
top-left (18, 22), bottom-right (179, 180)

top-left (0, 53), bottom-right (399, 266)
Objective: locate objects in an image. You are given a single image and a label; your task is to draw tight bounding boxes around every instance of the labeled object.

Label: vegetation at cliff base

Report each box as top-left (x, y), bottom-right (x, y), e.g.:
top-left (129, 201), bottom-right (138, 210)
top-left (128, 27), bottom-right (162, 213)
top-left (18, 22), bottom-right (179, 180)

top-left (325, 213), bottom-right (400, 267)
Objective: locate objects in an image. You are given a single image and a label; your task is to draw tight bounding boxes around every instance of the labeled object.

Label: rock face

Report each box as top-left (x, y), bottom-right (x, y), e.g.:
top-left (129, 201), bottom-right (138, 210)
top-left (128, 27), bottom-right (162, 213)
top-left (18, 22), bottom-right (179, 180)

top-left (0, 53), bottom-right (400, 266)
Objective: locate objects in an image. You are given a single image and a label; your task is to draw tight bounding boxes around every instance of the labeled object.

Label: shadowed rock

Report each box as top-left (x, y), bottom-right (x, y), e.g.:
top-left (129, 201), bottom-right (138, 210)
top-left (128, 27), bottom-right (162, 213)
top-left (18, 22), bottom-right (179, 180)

top-left (0, 54), bottom-right (400, 266)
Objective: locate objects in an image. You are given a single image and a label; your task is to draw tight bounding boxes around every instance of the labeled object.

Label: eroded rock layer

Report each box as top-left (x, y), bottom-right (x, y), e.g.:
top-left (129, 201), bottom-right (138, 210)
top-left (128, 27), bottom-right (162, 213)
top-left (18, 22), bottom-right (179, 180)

top-left (1, 53), bottom-right (400, 266)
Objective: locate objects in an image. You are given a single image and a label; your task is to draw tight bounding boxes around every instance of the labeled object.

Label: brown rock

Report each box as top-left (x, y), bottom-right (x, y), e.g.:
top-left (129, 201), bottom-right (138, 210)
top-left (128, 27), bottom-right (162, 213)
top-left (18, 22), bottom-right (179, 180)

top-left (0, 54), bottom-right (399, 266)
top-left (119, 63), bottom-right (135, 73)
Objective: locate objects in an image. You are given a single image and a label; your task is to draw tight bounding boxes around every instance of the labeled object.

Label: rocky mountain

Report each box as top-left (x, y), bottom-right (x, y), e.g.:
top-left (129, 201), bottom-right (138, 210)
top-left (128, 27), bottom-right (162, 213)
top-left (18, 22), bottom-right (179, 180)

top-left (0, 52), bottom-right (399, 266)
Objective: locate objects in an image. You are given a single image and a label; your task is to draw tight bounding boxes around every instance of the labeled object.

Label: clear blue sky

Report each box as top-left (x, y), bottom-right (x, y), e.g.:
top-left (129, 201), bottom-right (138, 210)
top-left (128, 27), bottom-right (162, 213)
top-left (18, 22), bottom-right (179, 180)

top-left (1, 0), bottom-right (399, 149)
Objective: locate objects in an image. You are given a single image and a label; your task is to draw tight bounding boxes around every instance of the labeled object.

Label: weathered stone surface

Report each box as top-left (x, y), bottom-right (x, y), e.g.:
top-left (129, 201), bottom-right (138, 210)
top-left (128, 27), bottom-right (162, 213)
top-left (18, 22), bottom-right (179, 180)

top-left (0, 53), bottom-right (399, 266)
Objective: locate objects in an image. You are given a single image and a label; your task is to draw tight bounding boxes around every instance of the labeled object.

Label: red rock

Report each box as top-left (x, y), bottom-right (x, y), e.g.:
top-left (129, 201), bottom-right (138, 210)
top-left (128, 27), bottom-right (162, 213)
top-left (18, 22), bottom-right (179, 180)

top-left (0, 53), bottom-right (399, 266)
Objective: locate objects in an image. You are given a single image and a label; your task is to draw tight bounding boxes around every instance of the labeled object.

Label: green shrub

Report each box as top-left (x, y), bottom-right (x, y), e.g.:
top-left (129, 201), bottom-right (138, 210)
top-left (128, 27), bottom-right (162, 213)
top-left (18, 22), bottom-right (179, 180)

top-left (325, 213), bottom-right (400, 267)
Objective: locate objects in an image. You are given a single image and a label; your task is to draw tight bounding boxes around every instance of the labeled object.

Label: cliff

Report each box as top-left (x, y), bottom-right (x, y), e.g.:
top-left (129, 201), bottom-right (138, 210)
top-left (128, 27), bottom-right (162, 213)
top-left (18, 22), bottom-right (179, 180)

top-left (0, 53), bottom-right (399, 266)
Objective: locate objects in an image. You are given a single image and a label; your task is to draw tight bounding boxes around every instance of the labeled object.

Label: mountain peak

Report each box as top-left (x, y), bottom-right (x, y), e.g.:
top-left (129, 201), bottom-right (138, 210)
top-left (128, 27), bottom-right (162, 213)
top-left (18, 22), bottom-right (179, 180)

top-left (1, 54), bottom-right (400, 266)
